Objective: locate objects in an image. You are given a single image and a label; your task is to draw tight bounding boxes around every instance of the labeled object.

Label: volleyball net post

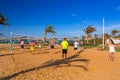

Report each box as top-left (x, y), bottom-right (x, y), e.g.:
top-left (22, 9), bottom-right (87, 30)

top-left (10, 32), bottom-right (13, 53)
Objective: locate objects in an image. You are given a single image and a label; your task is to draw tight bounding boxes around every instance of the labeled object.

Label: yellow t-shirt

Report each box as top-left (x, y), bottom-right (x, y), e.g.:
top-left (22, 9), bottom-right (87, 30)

top-left (61, 41), bottom-right (68, 49)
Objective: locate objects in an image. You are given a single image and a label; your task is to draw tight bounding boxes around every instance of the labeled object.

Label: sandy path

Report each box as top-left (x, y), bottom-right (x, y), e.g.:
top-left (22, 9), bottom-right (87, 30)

top-left (0, 46), bottom-right (120, 80)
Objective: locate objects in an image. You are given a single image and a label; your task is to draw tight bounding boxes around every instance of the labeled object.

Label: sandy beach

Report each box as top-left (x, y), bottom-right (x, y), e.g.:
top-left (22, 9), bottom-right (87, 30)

top-left (1, 0), bottom-right (120, 80)
top-left (0, 46), bottom-right (120, 80)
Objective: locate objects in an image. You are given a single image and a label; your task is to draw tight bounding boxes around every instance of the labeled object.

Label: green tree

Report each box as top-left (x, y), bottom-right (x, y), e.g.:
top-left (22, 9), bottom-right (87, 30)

top-left (117, 34), bottom-right (120, 38)
top-left (81, 35), bottom-right (86, 41)
top-left (0, 14), bottom-right (8, 25)
top-left (104, 33), bottom-right (110, 40)
top-left (83, 25), bottom-right (96, 44)
top-left (111, 29), bottom-right (119, 38)
top-left (44, 25), bottom-right (56, 42)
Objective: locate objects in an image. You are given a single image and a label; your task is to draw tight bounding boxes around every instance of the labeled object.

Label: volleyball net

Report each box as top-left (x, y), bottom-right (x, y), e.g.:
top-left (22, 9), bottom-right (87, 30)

top-left (0, 32), bottom-right (45, 54)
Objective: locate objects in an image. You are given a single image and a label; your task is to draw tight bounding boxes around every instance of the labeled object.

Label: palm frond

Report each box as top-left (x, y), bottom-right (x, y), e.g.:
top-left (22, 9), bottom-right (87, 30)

top-left (111, 29), bottom-right (119, 37)
top-left (0, 14), bottom-right (7, 21)
top-left (0, 14), bottom-right (8, 26)
top-left (44, 25), bottom-right (56, 42)
top-left (111, 29), bottom-right (119, 35)
top-left (84, 25), bottom-right (96, 34)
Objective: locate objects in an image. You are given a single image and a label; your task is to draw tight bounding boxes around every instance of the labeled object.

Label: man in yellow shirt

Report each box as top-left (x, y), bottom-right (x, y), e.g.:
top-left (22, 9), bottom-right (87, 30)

top-left (61, 38), bottom-right (69, 59)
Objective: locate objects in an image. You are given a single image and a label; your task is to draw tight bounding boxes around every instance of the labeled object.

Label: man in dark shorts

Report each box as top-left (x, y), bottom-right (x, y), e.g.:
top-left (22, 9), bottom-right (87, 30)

top-left (20, 40), bottom-right (24, 49)
top-left (51, 45), bottom-right (54, 49)
top-left (49, 38), bottom-right (55, 54)
top-left (61, 38), bottom-right (69, 59)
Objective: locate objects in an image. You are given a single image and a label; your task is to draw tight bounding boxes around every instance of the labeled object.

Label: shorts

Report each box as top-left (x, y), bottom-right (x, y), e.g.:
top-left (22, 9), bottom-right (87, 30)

top-left (74, 47), bottom-right (78, 50)
top-left (20, 45), bottom-right (24, 48)
top-left (51, 45), bottom-right (54, 49)
top-left (30, 47), bottom-right (35, 51)
top-left (62, 49), bottom-right (67, 54)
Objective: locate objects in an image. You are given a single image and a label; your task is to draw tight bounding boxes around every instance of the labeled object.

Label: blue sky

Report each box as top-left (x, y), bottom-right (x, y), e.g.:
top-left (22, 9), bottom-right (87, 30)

top-left (0, 0), bottom-right (120, 38)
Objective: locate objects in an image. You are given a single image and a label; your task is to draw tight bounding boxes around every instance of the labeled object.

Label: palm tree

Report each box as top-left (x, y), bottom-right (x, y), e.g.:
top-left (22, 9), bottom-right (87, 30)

top-left (83, 25), bottom-right (96, 44)
top-left (111, 29), bottom-right (119, 38)
top-left (104, 33), bottom-right (110, 40)
top-left (81, 35), bottom-right (86, 41)
top-left (0, 14), bottom-right (8, 25)
top-left (117, 34), bottom-right (120, 38)
top-left (88, 33), bottom-right (92, 39)
top-left (0, 14), bottom-right (8, 38)
top-left (94, 34), bottom-right (98, 45)
top-left (44, 25), bottom-right (56, 42)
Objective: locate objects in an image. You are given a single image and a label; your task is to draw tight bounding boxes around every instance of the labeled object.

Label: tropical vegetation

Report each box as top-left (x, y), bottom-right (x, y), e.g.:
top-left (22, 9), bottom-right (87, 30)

top-left (0, 14), bottom-right (8, 25)
top-left (44, 25), bottom-right (56, 42)
top-left (83, 25), bottom-right (96, 44)
top-left (111, 29), bottom-right (119, 38)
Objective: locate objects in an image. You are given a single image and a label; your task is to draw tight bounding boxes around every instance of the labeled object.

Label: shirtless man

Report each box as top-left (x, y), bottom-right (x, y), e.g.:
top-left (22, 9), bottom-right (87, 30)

top-left (49, 38), bottom-right (55, 54)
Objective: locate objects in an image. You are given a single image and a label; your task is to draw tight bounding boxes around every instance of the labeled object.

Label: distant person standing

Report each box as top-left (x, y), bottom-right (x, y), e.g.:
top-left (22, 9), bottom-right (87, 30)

top-left (108, 39), bottom-right (116, 61)
top-left (30, 41), bottom-right (35, 54)
top-left (38, 40), bottom-right (43, 49)
top-left (74, 40), bottom-right (79, 54)
top-left (61, 38), bottom-right (69, 59)
top-left (20, 40), bottom-right (25, 49)
top-left (49, 38), bottom-right (55, 54)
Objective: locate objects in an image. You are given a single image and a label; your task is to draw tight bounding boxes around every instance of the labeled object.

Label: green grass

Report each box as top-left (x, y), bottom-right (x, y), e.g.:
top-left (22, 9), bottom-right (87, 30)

top-left (82, 45), bottom-right (120, 52)
top-left (115, 47), bottom-right (120, 52)
top-left (83, 46), bottom-right (96, 49)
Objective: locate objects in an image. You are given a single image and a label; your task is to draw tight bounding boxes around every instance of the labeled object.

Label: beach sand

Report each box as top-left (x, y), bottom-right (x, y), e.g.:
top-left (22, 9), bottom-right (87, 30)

top-left (0, 46), bottom-right (120, 80)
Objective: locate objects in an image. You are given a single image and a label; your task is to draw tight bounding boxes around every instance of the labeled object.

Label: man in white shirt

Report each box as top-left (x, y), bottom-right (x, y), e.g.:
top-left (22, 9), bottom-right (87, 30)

top-left (74, 40), bottom-right (79, 54)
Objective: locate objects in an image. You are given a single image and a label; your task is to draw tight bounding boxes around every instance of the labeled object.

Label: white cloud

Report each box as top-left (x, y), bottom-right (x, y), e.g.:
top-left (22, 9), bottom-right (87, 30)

top-left (105, 24), bottom-right (120, 34)
top-left (71, 14), bottom-right (76, 17)
top-left (56, 23), bottom-right (120, 38)
top-left (69, 31), bottom-right (84, 35)
top-left (81, 20), bottom-right (87, 24)
top-left (109, 24), bottom-right (120, 29)
top-left (90, 24), bottom-right (120, 36)
top-left (117, 6), bottom-right (120, 10)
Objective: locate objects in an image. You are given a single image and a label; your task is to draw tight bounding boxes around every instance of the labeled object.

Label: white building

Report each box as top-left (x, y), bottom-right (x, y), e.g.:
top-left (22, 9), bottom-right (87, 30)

top-left (106, 38), bottom-right (120, 44)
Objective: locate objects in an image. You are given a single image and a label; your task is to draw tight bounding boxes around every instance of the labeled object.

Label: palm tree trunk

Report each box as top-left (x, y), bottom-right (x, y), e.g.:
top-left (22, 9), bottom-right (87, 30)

top-left (94, 38), bottom-right (96, 45)
top-left (86, 35), bottom-right (88, 44)
top-left (44, 32), bottom-right (46, 43)
top-left (44, 37), bottom-right (46, 43)
top-left (87, 39), bottom-right (88, 44)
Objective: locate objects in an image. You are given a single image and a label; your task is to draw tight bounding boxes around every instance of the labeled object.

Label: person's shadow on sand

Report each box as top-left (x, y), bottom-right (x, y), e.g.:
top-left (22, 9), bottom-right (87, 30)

top-left (40, 54), bottom-right (89, 70)
top-left (0, 54), bottom-right (90, 80)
